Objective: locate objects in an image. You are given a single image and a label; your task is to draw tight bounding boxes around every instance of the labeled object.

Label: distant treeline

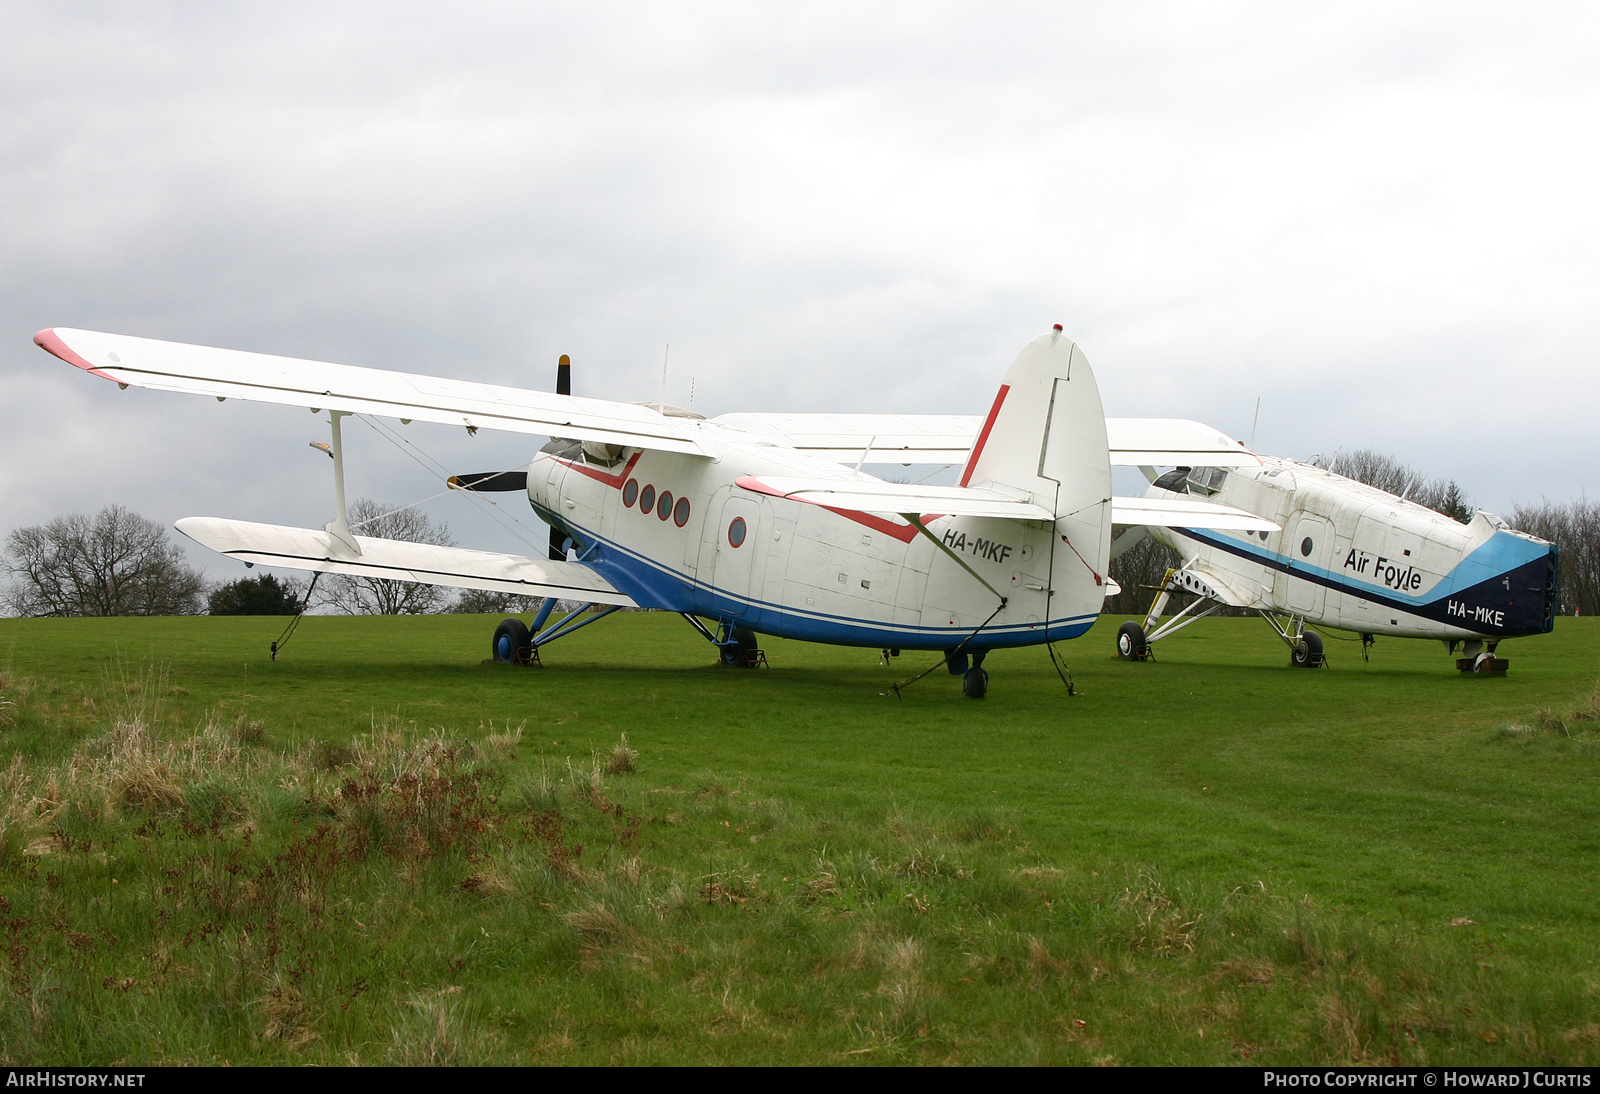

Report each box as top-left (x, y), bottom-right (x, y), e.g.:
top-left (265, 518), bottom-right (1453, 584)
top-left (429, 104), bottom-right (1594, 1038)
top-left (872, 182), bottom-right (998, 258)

top-left (1509, 498), bottom-right (1599, 617)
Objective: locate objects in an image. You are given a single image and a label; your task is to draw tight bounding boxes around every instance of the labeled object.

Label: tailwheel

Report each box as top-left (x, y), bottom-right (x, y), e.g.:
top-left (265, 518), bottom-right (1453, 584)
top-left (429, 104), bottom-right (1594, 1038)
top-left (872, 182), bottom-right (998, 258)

top-left (1290, 631), bottom-right (1325, 668)
top-left (492, 618), bottom-right (533, 665)
top-left (962, 666), bottom-right (989, 699)
top-left (1460, 651), bottom-right (1510, 676)
top-left (1115, 621), bottom-right (1150, 661)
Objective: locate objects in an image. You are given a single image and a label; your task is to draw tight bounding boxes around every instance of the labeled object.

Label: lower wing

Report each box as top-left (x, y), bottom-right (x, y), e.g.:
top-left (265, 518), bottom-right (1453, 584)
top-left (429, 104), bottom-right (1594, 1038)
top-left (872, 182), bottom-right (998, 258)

top-left (176, 517), bottom-right (637, 606)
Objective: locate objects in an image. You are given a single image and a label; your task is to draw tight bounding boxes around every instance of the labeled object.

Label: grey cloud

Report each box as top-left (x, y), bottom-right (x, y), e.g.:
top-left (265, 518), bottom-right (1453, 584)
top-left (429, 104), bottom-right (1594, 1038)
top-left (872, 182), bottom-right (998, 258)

top-left (3, 1), bottom-right (1597, 586)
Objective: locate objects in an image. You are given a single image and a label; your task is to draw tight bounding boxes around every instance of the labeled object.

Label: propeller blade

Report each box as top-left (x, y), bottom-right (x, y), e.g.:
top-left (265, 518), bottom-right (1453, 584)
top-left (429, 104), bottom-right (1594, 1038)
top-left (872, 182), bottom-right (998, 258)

top-left (447, 471), bottom-right (528, 492)
top-left (556, 353), bottom-right (571, 397)
top-left (549, 526), bottom-right (566, 561)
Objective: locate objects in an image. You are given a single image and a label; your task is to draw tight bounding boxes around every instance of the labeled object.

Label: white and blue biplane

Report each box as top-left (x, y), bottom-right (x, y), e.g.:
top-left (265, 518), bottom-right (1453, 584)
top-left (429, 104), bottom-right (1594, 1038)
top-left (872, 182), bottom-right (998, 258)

top-left (1111, 455), bottom-right (1558, 675)
top-left (35, 325), bottom-right (1273, 696)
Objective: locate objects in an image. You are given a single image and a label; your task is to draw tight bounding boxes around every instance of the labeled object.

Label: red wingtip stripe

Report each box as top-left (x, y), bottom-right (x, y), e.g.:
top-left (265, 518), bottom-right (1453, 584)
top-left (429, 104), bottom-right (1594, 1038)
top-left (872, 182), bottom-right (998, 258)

top-left (959, 383), bottom-right (1010, 488)
top-left (34, 328), bottom-right (120, 382)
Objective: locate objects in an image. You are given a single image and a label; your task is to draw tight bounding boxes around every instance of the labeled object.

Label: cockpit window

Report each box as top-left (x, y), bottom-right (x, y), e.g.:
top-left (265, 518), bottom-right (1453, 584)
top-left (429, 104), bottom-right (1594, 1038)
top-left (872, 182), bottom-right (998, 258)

top-left (540, 438), bottom-right (583, 460)
top-left (1185, 467), bottom-right (1228, 497)
top-left (1153, 467), bottom-right (1191, 492)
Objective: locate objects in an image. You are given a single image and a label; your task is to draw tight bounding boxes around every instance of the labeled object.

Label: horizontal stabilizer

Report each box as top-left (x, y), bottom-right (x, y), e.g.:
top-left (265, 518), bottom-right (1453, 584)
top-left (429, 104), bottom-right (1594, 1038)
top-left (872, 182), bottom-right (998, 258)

top-left (1110, 497), bottom-right (1279, 533)
top-left (36, 328), bottom-right (707, 457)
top-left (735, 476), bottom-right (1055, 521)
top-left (714, 412), bottom-right (1258, 467)
top-left (175, 517), bottom-right (637, 606)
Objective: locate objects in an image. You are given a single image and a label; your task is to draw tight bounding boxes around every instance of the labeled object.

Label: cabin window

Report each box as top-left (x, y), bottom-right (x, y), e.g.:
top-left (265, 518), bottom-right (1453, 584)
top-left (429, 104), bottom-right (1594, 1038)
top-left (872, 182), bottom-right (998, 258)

top-left (1185, 467), bottom-right (1228, 497)
top-left (1300, 537), bottom-right (1314, 557)
top-left (673, 497), bottom-right (691, 527)
top-left (656, 491), bottom-right (674, 520)
top-left (728, 517), bottom-right (747, 548)
top-left (639, 485), bottom-right (656, 513)
top-left (622, 479), bottom-right (639, 508)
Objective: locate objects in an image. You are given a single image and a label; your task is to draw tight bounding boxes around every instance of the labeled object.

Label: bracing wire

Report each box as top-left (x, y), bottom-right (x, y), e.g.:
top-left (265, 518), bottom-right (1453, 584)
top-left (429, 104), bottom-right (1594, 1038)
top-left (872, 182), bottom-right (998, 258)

top-left (269, 571), bottom-right (323, 661)
top-left (1045, 640), bottom-right (1077, 696)
top-left (886, 600), bottom-right (1007, 699)
top-left (354, 414), bottom-right (550, 553)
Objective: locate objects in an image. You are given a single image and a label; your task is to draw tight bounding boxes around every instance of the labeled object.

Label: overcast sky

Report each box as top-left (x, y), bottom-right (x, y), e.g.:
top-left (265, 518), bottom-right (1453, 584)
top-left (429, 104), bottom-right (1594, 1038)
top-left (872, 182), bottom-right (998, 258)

top-left (2, 1), bottom-right (1596, 584)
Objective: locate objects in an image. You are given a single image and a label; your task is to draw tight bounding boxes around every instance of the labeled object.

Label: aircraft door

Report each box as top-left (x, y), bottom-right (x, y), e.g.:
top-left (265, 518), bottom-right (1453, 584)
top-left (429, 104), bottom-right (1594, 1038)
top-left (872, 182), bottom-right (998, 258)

top-left (1285, 514), bottom-right (1333, 616)
top-left (710, 497), bottom-right (763, 616)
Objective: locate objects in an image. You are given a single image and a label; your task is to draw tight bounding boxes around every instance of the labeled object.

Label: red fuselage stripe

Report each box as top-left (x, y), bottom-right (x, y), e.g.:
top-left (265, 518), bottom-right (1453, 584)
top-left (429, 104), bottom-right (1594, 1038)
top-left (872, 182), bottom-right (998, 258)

top-left (555, 451), bottom-right (642, 488)
top-left (960, 384), bottom-right (1009, 487)
top-left (733, 475), bottom-right (931, 543)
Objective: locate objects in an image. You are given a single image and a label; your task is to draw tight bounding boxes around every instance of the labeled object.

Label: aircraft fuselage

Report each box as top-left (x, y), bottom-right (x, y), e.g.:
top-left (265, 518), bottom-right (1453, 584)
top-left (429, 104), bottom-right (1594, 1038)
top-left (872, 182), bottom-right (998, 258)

top-left (525, 426), bottom-right (1098, 651)
top-left (1146, 457), bottom-right (1557, 641)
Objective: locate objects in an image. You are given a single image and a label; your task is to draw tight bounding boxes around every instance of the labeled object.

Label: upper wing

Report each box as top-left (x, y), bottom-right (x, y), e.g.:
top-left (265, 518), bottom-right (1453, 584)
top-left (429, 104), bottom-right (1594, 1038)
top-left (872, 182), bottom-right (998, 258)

top-left (1104, 418), bottom-right (1258, 467)
top-left (176, 517), bottom-right (637, 606)
top-left (715, 412), bottom-right (1258, 467)
top-left (714, 412), bottom-right (980, 464)
top-left (36, 328), bottom-right (708, 457)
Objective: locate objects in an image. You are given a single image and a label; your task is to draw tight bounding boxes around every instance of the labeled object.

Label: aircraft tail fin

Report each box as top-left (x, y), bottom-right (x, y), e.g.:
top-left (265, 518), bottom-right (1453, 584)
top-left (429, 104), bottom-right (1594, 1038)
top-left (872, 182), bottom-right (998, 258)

top-left (959, 327), bottom-right (1114, 604)
top-left (959, 328), bottom-right (1112, 514)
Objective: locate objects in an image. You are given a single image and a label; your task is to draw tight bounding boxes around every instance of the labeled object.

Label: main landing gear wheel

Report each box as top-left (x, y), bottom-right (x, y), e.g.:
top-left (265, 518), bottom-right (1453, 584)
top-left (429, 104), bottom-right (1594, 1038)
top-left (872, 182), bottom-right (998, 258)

top-left (492, 618), bottom-right (532, 665)
top-left (1116, 621), bottom-right (1150, 661)
top-left (719, 627), bottom-right (759, 668)
top-left (962, 666), bottom-right (989, 699)
top-left (1290, 631), bottom-right (1324, 668)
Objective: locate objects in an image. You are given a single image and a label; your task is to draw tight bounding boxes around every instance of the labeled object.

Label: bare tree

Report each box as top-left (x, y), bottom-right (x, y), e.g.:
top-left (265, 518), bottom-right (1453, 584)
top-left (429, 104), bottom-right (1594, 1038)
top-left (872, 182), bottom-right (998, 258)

top-left (1512, 496), bottom-right (1599, 617)
top-left (3, 504), bottom-right (205, 617)
top-left (1309, 448), bottom-right (1472, 523)
top-left (1105, 532), bottom-right (1181, 616)
top-left (317, 498), bottom-right (456, 615)
top-left (451, 589), bottom-right (545, 615)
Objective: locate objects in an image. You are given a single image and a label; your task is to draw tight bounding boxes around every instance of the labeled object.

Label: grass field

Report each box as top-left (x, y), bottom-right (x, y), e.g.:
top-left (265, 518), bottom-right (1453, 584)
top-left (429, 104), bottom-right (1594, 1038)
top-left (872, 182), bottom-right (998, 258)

top-left (1, 611), bottom-right (1597, 1065)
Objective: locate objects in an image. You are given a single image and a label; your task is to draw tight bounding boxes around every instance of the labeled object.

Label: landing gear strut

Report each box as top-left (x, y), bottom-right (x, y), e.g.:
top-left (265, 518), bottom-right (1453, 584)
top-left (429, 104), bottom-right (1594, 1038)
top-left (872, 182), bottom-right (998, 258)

top-left (487, 600), bottom-right (623, 667)
top-left (1120, 566), bottom-right (1327, 669)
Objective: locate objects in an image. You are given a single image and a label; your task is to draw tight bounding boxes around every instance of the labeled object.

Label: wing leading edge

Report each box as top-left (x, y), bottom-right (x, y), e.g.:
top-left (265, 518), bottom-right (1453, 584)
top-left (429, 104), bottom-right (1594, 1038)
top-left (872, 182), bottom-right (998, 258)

top-left (716, 412), bottom-right (1260, 467)
top-left (36, 328), bottom-right (707, 457)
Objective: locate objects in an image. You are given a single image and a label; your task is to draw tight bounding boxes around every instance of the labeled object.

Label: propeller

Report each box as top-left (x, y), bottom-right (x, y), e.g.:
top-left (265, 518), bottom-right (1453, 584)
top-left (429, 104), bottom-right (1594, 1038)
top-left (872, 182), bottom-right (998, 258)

top-left (444, 354), bottom-right (574, 561)
top-left (446, 471), bottom-right (527, 492)
top-left (550, 355), bottom-right (571, 560)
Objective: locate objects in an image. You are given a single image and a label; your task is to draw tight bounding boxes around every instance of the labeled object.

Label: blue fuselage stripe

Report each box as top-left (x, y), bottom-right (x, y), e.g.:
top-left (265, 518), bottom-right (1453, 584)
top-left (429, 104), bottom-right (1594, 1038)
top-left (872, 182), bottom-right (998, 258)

top-left (540, 504), bottom-right (1096, 650)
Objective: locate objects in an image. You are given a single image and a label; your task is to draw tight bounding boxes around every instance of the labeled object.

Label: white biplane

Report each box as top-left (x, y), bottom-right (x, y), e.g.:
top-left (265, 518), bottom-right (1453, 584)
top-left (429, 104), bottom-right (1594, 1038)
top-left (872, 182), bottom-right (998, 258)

top-left (35, 325), bottom-right (1277, 697)
top-left (1110, 455), bottom-right (1559, 675)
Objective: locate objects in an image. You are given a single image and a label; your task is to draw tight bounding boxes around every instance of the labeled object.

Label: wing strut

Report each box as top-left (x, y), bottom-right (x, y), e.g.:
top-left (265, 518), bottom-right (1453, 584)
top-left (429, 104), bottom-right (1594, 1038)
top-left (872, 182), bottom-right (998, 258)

top-left (325, 411), bottom-right (360, 555)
